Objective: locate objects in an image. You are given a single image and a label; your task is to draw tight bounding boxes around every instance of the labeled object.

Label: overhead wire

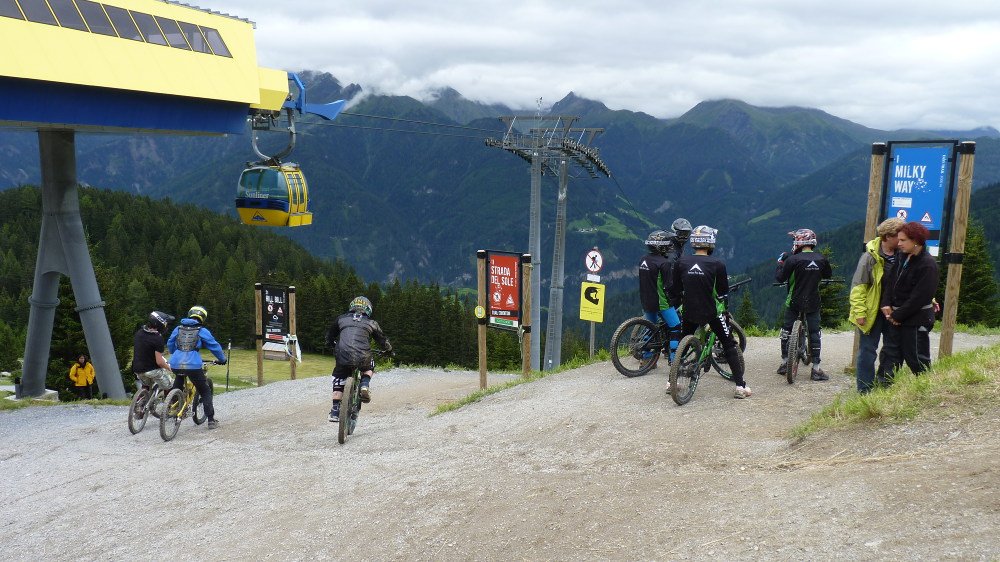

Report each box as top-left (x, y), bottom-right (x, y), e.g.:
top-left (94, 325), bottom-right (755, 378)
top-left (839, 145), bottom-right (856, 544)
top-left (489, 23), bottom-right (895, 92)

top-left (300, 110), bottom-right (648, 238)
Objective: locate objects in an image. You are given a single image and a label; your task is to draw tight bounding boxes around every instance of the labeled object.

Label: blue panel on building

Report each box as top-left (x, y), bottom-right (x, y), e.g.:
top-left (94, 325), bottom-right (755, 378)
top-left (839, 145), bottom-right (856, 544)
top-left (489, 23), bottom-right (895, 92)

top-left (0, 77), bottom-right (248, 135)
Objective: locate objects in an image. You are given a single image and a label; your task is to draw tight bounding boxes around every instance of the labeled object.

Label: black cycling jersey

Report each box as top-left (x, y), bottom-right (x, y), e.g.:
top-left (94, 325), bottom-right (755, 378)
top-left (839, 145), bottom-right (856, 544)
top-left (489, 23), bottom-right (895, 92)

top-left (131, 327), bottom-right (165, 374)
top-left (775, 250), bottom-right (832, 312)
top-left (638, 252), bottom-right (672, 312)
top-left (669, 254), bottom-right (730, 324)
top-left (325, 312), bottom-right (392, 366)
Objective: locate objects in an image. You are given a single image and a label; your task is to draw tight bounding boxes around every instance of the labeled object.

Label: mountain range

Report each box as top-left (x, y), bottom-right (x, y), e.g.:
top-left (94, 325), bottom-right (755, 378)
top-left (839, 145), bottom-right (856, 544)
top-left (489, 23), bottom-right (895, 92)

top-left (1, 70), bottom-right (998, 298)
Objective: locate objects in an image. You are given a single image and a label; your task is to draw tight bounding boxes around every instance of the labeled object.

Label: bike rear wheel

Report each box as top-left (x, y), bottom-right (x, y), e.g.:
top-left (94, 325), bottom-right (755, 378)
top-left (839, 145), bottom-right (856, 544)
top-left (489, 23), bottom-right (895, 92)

top-left (710, 341), bottom-right (745, 381)
top-left (610, 317), bottom-right (664, 377)
top-left (127, 387), bottom-right (149, 434)
top-left (711, 318), bottom-right (746, 371)
top-left (192, 379), bottom-right (214, 425)
top-left (159, 389), bottom-right (183, 441)
top-left (786, 319), bottom-right (804, 384)
top-left (338, 377), bottom-right (354, 444)
top-left (669, 335), bottom-right (703, 406)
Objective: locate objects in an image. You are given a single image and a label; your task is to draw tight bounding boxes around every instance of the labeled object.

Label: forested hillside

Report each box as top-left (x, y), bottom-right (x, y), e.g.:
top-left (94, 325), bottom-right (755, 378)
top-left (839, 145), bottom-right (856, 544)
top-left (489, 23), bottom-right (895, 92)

top-left (0, 186), bottom-right (552, 387)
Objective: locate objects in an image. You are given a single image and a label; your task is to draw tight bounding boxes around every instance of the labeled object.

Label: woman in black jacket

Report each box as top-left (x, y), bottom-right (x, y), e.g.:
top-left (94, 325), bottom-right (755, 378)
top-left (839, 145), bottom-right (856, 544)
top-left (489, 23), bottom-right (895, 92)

top-left (877, 221), bottom-right (939, 382)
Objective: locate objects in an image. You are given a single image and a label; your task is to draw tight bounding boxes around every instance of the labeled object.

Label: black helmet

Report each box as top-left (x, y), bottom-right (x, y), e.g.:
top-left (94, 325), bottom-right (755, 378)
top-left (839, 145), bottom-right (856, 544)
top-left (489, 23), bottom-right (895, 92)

top-left (187, 305), bottom-right (208, 323)
top-left (671, 218), bottom-right (692, 242)
top-left (349, 296), bottom-right (373, 316)
top-left (147, 311), bottom-right (175, 334)
top-left (645, 230), bottom-right (670, 255)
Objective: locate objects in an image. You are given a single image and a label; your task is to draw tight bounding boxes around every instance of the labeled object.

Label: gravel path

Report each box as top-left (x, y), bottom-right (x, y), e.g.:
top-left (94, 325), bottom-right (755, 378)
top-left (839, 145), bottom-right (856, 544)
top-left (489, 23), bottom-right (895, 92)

top-left (2, 331), bottom-right (998, 560)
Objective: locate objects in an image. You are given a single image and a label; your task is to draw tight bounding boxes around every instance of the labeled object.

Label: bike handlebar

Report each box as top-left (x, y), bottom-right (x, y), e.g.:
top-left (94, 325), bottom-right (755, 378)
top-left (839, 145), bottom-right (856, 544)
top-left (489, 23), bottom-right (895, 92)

top-left (772, 277), bottom-right (845, 287)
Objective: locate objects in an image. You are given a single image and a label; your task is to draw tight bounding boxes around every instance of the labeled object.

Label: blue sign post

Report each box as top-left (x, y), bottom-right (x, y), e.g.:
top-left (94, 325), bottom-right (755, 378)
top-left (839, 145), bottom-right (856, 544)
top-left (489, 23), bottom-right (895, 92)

top-left (882, 143), bottom-right (957, 257)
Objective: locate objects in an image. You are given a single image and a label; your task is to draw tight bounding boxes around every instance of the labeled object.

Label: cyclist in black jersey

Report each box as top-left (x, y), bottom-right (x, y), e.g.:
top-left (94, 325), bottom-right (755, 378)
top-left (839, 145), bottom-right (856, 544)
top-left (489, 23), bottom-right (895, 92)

top-left (669, 225), bottom-right (751, 398)
top-left (638, 230), bottom-right (682, 362)
top-left (775, 228), bottom-right (833, 381)
top-left (325, 296), bottom-right (393, 423)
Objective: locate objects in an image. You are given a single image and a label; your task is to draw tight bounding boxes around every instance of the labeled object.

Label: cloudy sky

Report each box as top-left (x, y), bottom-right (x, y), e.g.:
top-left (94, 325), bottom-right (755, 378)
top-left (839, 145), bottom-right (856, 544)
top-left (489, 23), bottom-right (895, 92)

top-left (209, 1), bottom-right (1000, 131)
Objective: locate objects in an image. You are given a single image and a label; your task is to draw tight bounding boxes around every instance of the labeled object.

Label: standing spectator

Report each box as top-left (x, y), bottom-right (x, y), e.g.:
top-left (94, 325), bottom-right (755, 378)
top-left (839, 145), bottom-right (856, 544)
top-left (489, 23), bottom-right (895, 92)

top-left (848, 217), bottom-right (904, 393)
top-left (68, 354), bottom-right (95, 399)
top-left (877, 222), bottom-right (940, 381)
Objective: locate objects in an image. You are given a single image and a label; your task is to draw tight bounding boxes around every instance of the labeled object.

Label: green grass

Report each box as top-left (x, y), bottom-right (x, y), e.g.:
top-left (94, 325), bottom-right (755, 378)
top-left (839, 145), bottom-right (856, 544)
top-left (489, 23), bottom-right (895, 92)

top-left (431, 349), bottom-right (611, 416)
top-left (748, 208), bottom-right (781, 225)
top-left (791, 343), bottom-right (1000, 439)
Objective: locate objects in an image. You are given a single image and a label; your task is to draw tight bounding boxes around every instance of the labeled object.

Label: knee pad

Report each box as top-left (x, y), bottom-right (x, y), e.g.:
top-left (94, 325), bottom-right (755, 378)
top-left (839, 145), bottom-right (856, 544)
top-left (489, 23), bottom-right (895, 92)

top-left (779, 328), bottom-right (790, 341)
top-left (332, 377), bottom-right (346, 393)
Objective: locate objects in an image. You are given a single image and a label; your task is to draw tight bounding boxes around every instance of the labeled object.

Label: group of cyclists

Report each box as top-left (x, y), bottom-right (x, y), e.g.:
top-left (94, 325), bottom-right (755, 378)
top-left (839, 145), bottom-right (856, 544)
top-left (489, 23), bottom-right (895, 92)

top-left (130, 297), bottom-right (393, 432)
top-left (636, 219), bottom-right (833, 399)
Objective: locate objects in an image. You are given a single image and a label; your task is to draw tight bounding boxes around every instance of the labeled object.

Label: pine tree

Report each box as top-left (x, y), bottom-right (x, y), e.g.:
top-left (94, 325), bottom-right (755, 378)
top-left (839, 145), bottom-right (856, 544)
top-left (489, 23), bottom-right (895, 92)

top-left (945, 221), bottom-right (1000, 327)
top-left (735, 290), bottom-right (759, 329)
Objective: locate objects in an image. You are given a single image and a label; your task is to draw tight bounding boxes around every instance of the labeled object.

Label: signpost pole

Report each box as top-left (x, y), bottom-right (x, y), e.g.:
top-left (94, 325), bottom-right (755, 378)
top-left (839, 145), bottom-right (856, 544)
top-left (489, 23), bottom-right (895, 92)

top-left (477, 250), bottom-right (487, 390)
top-left (852, 143), bottom-right (888, 370)
top-left (288, 286), bottom-right (297, 380)
top-left (939, 142), bottom-right (975, 357)
top-left (254, 283), bottom-right (264, 387)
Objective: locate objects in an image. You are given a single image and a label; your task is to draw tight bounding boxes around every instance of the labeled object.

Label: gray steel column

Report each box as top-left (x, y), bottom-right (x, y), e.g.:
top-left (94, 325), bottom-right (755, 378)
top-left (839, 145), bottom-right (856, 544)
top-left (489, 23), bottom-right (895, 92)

top-left (528, 150), bottom-right (542, 371)
top-left (22, 130), bottom-right (125, 398)
top-left (543, 159), bottom-right (568, 370)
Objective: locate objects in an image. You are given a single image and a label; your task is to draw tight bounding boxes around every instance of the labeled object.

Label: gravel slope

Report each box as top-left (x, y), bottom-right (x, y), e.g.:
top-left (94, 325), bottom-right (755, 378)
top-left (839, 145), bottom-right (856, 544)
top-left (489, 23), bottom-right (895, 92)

top-left (1, 331), bottom-right (998, 560)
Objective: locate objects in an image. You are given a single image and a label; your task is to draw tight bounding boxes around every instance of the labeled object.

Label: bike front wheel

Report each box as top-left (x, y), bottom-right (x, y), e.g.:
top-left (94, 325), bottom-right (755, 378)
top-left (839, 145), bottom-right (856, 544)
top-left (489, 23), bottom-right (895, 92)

top-left (610, 317), bottom-right (663, 377)
top-left (338, 377), bottom-right (354, 444)
top-left (159, 389), bottom-right (183, 442)
top-left (669, 335), bottom-right (704, 406)
top-left (127, 387), bottom-right (150, 434)
top-left (785, 319), bottom-right (804, 384)
top-left (192, 379), bottom-right (214, 425)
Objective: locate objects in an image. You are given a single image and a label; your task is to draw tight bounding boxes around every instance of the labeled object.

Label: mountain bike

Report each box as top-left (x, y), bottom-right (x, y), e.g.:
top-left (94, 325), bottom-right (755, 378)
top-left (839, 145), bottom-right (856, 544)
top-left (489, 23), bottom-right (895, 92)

top-left (338, 350), bottom-right (389, 445)
top-left (668, 279), bottom-right (749, 405)
top-left (159, 362), bottom-right (217, 442)
top-left (610, 277), bottom-right (749, 379)
top-left (127, 379), bottom-right (167, 435)
top-left (773, 278), bottom-right (843, 384)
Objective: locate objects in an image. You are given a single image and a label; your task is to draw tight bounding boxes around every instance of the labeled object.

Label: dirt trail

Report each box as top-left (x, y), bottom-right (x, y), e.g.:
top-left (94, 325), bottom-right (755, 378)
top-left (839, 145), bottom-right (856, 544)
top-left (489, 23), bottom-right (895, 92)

top-left (1, 332), bottom-right (997, 560)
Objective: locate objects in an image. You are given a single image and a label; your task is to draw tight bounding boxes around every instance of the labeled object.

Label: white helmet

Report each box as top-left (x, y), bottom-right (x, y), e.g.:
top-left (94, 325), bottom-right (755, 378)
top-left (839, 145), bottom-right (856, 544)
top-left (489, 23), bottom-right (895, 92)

top-left (689, 225), bottom-right (717, 250)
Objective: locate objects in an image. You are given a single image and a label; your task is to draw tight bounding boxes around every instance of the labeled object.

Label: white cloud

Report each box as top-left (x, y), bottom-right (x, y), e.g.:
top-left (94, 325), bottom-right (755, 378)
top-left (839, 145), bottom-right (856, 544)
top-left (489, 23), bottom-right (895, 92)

top-left (206, 0), bottom-right (1000, 130)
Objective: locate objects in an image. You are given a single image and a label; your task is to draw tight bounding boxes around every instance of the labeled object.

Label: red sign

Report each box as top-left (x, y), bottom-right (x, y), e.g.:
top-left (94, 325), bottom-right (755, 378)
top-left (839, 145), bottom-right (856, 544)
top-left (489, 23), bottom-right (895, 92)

top-left (487, 251), bottom-right (521, 330)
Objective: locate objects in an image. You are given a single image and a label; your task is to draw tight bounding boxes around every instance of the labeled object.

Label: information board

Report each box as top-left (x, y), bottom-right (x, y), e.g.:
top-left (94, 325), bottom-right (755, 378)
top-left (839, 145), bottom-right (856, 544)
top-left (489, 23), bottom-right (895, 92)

top-left (487, 251), bottom-right (522, 331)
top-left (883, 144), bottom-right (955, 257)
top-left (261, 284), bottom-right (288, 342)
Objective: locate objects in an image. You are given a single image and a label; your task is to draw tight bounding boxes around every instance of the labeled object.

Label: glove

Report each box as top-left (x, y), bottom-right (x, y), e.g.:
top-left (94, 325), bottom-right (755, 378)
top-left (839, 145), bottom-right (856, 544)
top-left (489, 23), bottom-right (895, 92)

top-left (216, 359), bottom-right (227, 366)
top-left (777, 251), bottom-right (789, 264)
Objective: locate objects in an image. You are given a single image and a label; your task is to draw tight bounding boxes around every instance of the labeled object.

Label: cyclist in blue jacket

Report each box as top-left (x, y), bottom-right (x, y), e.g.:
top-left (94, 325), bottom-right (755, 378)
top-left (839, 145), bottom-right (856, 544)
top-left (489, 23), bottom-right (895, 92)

top-left (167, 305), bottom-right (227, 429)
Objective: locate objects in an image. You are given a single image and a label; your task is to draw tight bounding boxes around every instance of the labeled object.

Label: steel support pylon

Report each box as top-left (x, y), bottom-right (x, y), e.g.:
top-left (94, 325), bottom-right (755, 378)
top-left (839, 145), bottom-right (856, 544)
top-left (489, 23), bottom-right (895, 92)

top-left (20, 130), bottom-right (125, 399)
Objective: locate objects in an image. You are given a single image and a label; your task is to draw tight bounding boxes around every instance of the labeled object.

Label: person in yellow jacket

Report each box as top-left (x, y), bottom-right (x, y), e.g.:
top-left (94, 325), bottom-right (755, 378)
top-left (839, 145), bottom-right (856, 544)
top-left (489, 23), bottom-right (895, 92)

top-left (69, 354), bottom-right (95, 399)
top-left (848, 217), bottom-right (904, 393)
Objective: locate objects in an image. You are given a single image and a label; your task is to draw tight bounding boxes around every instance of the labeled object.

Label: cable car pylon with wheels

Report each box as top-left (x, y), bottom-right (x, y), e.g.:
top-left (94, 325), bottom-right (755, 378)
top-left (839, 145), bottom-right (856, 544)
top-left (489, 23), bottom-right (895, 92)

top-left (236, 73), bottom-right (345, 227)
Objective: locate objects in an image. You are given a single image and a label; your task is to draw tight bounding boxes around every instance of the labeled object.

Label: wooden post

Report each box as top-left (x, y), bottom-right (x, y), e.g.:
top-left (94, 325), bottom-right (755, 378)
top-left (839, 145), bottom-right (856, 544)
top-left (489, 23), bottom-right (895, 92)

top-left (939, 142), bottom-right (975, 357)
top-left (254, 283), bottom-right (264, 387)
top-left (851, 142), bottom-right (888, 369)
top-left (477, 250), bottom-right (487, 390)
top-left (521, 254), bottom-right (532, 378)
top-left (289, 286), bottom-right (297, 380)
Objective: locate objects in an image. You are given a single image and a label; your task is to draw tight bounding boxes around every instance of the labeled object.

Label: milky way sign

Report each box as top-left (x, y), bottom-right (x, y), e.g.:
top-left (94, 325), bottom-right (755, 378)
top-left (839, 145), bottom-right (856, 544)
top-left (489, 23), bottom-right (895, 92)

top-left (882, 144), bottom-right (954, 257)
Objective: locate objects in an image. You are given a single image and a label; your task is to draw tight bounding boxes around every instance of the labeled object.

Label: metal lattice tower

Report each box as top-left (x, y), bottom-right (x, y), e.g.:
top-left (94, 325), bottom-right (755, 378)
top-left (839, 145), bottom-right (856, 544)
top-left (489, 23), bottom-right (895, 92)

top-left (486, 114), bottom-right (611, 371)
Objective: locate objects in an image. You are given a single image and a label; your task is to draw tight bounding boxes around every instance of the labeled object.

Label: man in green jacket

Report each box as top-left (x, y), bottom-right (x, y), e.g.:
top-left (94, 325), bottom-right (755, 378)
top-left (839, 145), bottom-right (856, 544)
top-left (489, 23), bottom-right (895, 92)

top-left (848, 217), bottom-right (904, 393)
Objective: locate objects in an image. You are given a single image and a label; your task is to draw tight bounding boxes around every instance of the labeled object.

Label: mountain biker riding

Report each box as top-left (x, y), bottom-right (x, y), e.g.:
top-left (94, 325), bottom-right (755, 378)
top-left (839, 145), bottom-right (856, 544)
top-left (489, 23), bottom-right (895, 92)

top-left (775, 228), bottom-right (833, 381)
top-left (325, 296), bottom-right (393, 423)
top-left (638, 228), bottom-right (684, 362)
top-left (132, 310), bottom-right (174, 392)
top-left (166, 305), bottom-right (227, 429)
top-left (669, 225), bottom-right (751, 398)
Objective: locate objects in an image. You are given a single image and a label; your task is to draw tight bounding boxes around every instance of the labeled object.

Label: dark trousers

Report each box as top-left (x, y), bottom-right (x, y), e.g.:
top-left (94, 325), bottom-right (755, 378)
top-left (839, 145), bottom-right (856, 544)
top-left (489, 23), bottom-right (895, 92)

top-left (682, 315), bottom-right (746, 388)
top-left (878, 323), bottom-right (928, 383)
top-left (172, 369), bottom-right (214, 420)
top-left (780, 308), bottom-right (822, 363)
top-left (73, 385), bottom-right (93, 399)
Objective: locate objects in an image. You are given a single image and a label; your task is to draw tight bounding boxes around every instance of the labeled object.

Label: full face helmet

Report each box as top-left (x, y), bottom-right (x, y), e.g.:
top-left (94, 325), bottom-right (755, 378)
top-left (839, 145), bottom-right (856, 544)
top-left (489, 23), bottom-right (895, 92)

top-left (689, 225), bottom-right (718, 250)
top-left (187, 305), bottom-right (208, 324)
top-left (147, 311), bottom-right (175, 334)
top-left (645, 230), bottom-right (670, 255)
top-left (670, 218), bottom-right (693, 243)
top-left (349, 296), bottom-right (373, 316)
top-left (789, 228), bottom-right (817, 252)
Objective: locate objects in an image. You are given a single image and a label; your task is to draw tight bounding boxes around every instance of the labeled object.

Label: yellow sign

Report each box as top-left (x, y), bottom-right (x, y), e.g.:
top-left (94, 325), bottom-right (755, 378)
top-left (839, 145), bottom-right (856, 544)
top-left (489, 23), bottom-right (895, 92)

top-left (579, 282), bottom-right (606, 323)
top-left (474, 305), bottom-right (486, 319)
